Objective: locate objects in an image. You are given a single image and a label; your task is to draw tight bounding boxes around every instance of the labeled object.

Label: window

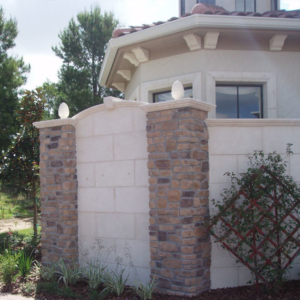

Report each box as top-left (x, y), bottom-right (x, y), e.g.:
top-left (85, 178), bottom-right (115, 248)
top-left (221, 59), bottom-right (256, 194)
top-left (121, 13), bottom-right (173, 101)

top-left (197, 0), bottom-right (216, 4)
top-left (216, 85), bottom-right (263, 118)
top-left (153, 87), bottom-right (193, 103)
top-left (181, 0), bottom-right (185, 16)
top-left (271, 0), bottom-right (278, 10)
top-left (236, 0), bottom-right (256, 12)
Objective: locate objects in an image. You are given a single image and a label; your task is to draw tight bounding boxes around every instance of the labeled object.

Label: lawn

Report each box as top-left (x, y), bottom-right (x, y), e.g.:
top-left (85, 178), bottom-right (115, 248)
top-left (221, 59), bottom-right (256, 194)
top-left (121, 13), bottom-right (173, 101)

top-left (0, 192), bottom-right (35, 219)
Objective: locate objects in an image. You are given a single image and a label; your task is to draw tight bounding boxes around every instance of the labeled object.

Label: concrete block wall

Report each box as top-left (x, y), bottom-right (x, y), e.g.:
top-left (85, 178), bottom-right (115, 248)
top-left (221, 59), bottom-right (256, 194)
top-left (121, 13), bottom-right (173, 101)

top-left (76, 103), bottom-right (151, 284)
top-left (207, 120), bottom-right (300, 289)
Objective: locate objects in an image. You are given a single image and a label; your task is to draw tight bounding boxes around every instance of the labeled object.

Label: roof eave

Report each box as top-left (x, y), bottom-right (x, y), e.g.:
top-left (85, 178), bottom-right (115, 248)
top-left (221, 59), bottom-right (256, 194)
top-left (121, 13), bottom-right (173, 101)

top-left (99, 14), bottom-right (300, 87)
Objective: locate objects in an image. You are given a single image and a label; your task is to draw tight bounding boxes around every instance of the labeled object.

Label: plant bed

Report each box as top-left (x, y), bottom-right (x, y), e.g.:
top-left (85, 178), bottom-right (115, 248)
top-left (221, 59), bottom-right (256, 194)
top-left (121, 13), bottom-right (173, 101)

top-left (2, 278), bottom-right (300, 300)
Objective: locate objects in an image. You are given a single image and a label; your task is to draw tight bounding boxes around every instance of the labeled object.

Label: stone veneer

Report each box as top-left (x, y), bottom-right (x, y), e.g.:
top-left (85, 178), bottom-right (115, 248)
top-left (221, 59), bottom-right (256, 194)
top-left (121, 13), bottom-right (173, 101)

top-left (39, 124), bottom-right (78, 265)
top-left (145, 106), bottom-right (211, 296)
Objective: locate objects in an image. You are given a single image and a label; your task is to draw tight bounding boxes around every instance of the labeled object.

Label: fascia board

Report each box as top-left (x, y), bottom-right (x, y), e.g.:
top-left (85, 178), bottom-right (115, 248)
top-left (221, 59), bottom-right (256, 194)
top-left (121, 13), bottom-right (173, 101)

top-left (99, 14), bottom-right (300, 87)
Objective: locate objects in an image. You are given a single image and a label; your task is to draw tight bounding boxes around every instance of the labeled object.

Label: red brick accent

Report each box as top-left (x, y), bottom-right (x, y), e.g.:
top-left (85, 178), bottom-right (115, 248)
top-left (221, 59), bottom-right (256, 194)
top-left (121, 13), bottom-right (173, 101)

top-left (146, 107), bottom-right (211, 296)
top-left (39, 125), bottom-right (78, 265)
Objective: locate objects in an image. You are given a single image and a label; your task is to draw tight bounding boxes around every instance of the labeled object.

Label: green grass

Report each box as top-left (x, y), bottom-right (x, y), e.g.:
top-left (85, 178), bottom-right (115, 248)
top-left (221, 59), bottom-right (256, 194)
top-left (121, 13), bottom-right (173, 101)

top-left (0, 192), bottom-right (34, 219)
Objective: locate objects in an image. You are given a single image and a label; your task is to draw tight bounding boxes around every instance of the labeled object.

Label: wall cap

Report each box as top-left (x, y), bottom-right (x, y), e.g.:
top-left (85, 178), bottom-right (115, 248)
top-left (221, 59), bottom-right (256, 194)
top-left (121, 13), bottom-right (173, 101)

top-left (140, 98), bottom-right (216, 112)
top-left (33, 97), bottom-right (147, 129)
top-left (33, 118), bottom-right (78, 129)
top-left (206, 119), bottom-right (300, 127)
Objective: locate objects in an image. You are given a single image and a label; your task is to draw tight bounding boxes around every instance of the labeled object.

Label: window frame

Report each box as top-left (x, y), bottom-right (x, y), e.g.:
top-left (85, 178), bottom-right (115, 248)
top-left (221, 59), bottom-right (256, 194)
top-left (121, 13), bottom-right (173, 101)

top-left (271, 0), bottom-right (278, 10)
top-left (197, 0), bottom-right (216, 5)
top-left (216, 84), bottom-right (263, 119)
top-left (235, 0), bottom-right (257, 12)
top-left (153, 86), bottom-right (193, 103)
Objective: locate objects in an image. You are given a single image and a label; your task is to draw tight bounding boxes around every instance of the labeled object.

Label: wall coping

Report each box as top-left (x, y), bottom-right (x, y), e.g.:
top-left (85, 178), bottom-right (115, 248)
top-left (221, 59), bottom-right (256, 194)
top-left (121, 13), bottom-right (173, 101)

top-left (33, 97), bottom-right (146, 129)
top-left (33, 118), bottom-right (78, 129)
top-left (140, 98), bottom-right (216, 112)
top-left (33, 97), bottom-right (216, 129)
top-left (206, 119), bottom-right (300, 127)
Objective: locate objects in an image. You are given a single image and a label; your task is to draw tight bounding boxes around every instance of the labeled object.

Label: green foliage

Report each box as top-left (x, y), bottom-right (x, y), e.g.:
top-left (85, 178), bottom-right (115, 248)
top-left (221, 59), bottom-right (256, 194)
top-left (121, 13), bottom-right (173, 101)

top-left (102, 267), bottom-right (129, 296)
top-left (0, 88), bottom-right (46, 192)
top-left (20, 281), bottom-right (35, 295)
top-left (131, 277), bottom-right (156, 300)
top-left (17, 248), bottom-right (34, 278)
top-left (82, 261), bottom-right (106, 289)
top-left (0, 7), bottom-right (30, 158)
top-left (209, 145), bottom-right (300, 292)
top-left (36, 281), bottom-right (82, 298)
top-left (51, 5), bottom-right (121, 116)
top-left (0, 247), bottom-right (20, 284)
top-left (38, 261), bottom-right (58, 282)
top-left (56, 259), bottom-right (83, 286)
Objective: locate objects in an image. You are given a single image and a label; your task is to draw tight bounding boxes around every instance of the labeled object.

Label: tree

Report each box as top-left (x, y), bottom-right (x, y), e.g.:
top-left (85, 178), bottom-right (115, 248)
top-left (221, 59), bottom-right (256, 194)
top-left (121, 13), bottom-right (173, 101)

top-left (0, 7), bottom-right (30, 158)
top-left (52, 5), bottom-right (121, 116)
top-left (0, 88), bottom-right (46, 237)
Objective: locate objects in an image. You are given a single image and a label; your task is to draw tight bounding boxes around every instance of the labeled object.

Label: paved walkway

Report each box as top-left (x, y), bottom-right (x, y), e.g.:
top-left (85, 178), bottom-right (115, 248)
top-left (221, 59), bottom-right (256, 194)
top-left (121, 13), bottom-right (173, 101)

top-left (0, 293), bottom-right (38, 300)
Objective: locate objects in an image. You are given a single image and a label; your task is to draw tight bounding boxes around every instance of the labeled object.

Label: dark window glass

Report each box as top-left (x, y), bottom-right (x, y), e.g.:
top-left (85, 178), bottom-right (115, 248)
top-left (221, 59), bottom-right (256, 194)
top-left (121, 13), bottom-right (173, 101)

top-left (197, 0), bottom-right (216, 4)
top-left (153, 87), bottom-right (193, 103)
top-left (216, 85), bottom-right (262, 118)
top-left (181, 0), bottom-right (185, 16)
top-left (235, 0), bottom-right (256, 12)
top-left (271, 0), bottom-right (278, 10)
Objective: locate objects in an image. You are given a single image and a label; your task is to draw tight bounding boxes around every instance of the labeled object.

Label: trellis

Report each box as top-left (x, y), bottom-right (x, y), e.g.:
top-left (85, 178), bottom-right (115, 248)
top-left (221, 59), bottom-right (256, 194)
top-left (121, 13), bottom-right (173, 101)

top-left (208, 165), bottom-right (300, 293)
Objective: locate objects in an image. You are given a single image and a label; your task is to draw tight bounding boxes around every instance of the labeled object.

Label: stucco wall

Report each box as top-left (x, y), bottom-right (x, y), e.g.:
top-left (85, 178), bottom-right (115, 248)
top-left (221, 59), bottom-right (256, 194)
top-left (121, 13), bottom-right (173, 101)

top-left (125, 50), bottom-right (300, 119)
top-left (207, 120), bottom-right (300, 289)
top-left (76, 103), bottom-right (151, 284)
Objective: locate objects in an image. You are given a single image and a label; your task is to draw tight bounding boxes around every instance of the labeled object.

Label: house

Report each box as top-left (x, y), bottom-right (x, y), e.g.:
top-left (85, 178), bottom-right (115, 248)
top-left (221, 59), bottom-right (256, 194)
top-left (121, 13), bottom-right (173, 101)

top-left (34, 1), bottom-right (300, 297)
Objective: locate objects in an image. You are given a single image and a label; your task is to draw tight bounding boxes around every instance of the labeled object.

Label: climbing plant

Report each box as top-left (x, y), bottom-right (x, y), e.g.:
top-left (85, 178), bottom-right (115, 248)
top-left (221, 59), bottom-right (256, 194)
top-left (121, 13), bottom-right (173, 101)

top-left (208, 145), bottom-right (300, 293)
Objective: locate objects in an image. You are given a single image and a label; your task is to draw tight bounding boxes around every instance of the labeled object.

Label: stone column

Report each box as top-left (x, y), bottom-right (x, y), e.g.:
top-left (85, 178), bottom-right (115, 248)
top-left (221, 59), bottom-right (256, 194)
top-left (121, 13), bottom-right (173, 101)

top-left (143, 100), bottom-right (214, 297)
top-left (37, 122), bottom-right (78, 265)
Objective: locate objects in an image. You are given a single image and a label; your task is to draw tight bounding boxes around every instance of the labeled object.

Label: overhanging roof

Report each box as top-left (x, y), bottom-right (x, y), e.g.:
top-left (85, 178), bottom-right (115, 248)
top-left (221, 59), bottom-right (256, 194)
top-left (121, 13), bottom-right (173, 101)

top-left (99, 10), bottom-right (300, 88)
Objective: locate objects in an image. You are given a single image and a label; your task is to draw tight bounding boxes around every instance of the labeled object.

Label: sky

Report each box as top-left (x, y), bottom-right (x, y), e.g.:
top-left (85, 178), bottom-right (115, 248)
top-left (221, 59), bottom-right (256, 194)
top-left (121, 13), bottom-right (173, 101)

top-left (0, 0), bottom-right (299, 90)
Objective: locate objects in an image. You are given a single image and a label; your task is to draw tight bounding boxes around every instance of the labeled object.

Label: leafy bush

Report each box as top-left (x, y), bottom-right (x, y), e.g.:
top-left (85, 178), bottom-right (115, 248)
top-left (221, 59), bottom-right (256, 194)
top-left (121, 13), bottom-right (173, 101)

top-left (131, 276), bottom-right (156, 300)
top-left (0, 247), bottom-right (20, 284)
top-left (56, 259), bottom-right (83, 286)
top-left (102, 267), bottom-right (129, 296)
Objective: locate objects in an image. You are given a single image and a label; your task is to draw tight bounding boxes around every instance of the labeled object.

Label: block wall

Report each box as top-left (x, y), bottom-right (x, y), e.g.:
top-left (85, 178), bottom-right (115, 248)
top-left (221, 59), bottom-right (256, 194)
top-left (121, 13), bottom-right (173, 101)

top-left (208, 123), bottom-right (300, 289)
top-left (76, 105), bottom-right (151, 284)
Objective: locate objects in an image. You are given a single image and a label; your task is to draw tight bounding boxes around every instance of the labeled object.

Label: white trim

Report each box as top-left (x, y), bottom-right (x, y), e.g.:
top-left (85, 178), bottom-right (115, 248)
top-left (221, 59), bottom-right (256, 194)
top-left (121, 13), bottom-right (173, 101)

top-left (206, 71), bottom-right (277, 119)
top-left (99, 14), bottom-right (300, 86)
top-left (128, 86), bottom-right (141, 102)
top-left (140, 72), bottom-right (202, 103)
top-left (206, 119), bottom-right (300, 127)
top-left (33, 118), bottom-right (78, 129)
top-left (140, 98), bottom-right (215, 113)
top-left (34, 98), bottom-right (146, 129)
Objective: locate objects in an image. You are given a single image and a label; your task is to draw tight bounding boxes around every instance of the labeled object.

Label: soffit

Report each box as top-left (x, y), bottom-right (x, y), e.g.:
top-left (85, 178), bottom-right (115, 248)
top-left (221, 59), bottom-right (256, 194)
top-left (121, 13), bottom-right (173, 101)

top-left (106, 27), bottom-right (300, 90)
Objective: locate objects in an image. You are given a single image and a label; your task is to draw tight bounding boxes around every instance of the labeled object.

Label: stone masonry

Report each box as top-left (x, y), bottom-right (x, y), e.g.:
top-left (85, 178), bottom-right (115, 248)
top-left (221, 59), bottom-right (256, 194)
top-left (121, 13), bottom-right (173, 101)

top-left (39, 125), bottom-right (78, 265)
top-left (146, 106), bottom-right (211, 296)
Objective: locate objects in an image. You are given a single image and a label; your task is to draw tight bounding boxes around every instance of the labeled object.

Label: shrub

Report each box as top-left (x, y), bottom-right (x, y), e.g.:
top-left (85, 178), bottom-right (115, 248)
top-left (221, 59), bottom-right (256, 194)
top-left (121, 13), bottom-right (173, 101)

top-left (131, 276), bottom-right (156, 300)
top-left (18, 248), bottom-right (34, 278)
top-left (0, 247), bottom-right (20, 284)
top-left (37, 261), bottom-right (58, 282)
top-left (102, 267), bottom-right (129, 296)
top-left (56, 259), bottom-right (83, 286)
top-left (82, 261), bottom-right (106, 289)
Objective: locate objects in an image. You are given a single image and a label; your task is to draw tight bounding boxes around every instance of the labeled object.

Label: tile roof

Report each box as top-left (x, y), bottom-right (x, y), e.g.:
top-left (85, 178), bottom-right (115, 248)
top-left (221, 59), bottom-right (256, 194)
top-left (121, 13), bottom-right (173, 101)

top-left (112, 3), bottom-right (300, 39)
